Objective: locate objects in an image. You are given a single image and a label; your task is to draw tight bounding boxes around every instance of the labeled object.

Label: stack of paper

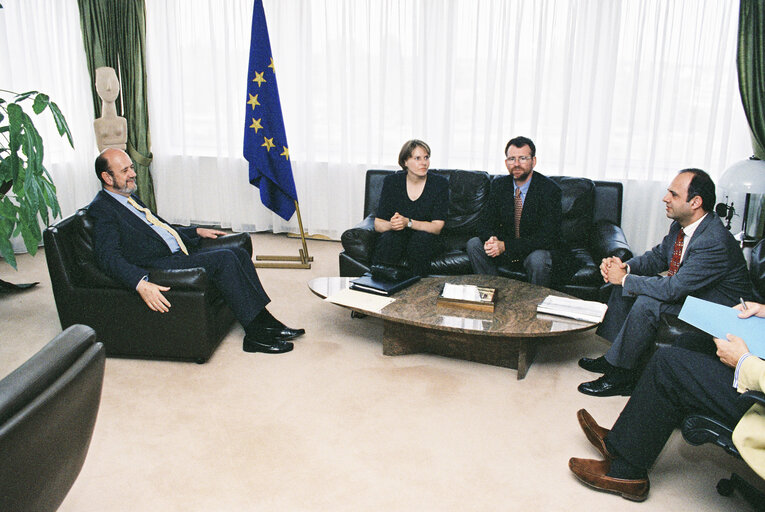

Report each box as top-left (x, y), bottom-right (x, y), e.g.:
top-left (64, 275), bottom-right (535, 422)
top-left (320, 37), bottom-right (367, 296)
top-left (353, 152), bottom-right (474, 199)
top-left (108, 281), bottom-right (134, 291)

top-left (536, 295), bottom-right (608, 323)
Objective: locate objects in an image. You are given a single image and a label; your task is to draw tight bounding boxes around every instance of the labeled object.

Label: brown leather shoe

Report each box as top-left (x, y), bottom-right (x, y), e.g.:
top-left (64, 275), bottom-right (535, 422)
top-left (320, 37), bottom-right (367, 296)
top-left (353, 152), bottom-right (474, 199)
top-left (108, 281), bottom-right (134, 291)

top-left (568, 457), bottom-right (649, 502)
top-left (577, 409), bottom-right (612, 459)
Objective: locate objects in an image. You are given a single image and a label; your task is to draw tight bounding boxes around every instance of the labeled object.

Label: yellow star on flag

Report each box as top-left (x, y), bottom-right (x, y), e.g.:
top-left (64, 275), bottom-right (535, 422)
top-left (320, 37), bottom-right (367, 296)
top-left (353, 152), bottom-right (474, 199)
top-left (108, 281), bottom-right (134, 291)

top-left (249, 118), bottom-right (263, 133)
top-left (261, 136), bottom-right (275, 151)
top-left (247, 94), bottom-right (260, 109)
top-left (268, 58), bottom-right (276, 72)
top-left (252, 71), bottom-right (266, 87)
top-left (280, 146), bottom-right (289, 160)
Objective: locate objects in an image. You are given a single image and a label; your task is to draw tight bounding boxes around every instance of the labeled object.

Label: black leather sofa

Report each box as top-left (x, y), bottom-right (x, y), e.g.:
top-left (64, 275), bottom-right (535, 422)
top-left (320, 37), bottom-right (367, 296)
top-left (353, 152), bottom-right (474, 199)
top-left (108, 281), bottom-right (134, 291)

top-left (44, 208), bottom-right (251, 363)
top-left (0, 324), bottom-right (104, 512)
top-left (340, 169), bottom-right (632, 301)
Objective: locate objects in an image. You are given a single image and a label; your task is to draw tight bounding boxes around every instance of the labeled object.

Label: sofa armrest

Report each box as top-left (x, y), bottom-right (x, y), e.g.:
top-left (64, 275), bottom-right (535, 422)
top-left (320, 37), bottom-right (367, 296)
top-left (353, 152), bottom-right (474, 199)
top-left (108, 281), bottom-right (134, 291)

top-left (341, 215), bottom-right (378, 262)
top-left (590, 220), bottom-right (632, 262)
top-left (148, 267), bottom-right (209, 291)
top-left (197, 232), bottom-right (253, 256)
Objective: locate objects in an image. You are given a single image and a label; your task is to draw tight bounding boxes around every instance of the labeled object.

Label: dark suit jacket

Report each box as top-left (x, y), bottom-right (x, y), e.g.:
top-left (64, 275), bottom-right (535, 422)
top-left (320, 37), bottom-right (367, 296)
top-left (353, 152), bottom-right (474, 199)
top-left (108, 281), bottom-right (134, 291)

top-left (480, 171), bottom-right (562, 262)
top-left (87, 190), bottom-right (201, 290)
top-left (623, 212), bottom-right (754, 305)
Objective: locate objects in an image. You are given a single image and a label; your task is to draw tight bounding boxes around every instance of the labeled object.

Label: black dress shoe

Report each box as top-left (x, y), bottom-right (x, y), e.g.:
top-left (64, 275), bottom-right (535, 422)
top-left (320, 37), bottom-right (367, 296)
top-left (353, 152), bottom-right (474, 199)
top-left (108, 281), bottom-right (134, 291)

top-left (578, 355), bottom-right (612, 374)
top-left (263, 326), bottom-right (305, 340)
top-left (243, 335), bottom-right (294, 354)
top-left (578, 373), bottom-right (635, 397)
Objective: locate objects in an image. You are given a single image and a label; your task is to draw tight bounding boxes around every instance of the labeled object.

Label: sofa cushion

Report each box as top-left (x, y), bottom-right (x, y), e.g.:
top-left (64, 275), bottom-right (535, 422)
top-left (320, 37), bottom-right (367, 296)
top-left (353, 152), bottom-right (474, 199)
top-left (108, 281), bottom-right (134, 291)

top-left (551, 176), bottom-right (595, 250)
top-left (434, 170), bottom-right (491, 236)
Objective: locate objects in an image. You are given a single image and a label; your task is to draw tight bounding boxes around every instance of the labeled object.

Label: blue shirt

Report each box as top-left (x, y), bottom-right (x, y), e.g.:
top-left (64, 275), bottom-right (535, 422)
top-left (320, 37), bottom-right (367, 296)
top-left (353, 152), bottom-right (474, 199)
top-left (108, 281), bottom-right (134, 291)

top-left (104, 189), bottom-right (182, 253)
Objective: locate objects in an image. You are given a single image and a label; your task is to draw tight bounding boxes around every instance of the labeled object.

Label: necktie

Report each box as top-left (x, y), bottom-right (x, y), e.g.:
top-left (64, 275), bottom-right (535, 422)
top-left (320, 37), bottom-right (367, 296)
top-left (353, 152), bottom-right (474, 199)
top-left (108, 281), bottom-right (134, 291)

top-left (127, 197), bottom-right (189, 255)
top-left (514, 187), bottom-right (523, 239)
top-left (667, 229), bottom-right (685, 276)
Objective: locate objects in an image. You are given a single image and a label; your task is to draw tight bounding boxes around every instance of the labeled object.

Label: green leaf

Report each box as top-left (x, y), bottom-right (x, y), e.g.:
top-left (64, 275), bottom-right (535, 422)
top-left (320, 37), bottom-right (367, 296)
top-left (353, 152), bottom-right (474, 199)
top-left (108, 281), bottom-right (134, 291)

top-left (48, 101), bottom-right (73, 147)
top-left (31, 93), bottom-right (49, 114)
top-left (6, 102), bottom-right (23, 154)
top-left (19, 218), bottom-right (41, 257)
top-left (21, 110), bottom-right (44, 168)
top-left (0, 235), bottom-right (17, 269)
top-left (14, 91), bottom-right (38, 102)
top-left (0, 157), bottom-right (10, 183)
top-left (0, 197), bottom-right (17, 221)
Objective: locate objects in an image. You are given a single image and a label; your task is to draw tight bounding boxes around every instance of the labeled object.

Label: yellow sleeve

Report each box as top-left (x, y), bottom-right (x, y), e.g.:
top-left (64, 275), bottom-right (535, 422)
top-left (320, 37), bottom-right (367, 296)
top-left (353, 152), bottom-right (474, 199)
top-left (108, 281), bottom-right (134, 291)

top-left (737, 356), bottom-right (765, 394)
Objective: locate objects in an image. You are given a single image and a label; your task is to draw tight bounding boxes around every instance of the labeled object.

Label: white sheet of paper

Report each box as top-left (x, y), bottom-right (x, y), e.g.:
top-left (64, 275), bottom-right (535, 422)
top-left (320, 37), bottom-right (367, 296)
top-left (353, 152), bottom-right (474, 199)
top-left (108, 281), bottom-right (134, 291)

top-left (442, 283), bottom-right (482, 302)
top-left (325, 288), bottom-right (395, 313)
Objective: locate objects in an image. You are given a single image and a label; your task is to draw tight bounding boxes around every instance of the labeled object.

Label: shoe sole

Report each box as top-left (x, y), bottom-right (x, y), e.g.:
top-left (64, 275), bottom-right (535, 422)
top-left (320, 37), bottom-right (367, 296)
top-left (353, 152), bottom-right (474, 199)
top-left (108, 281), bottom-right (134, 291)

top-left (570, 470), bottom-right (648, 502)
top-left (243, 344), bottom-right (294, 354)
top-left (577, 384), bottom-right (633, 397)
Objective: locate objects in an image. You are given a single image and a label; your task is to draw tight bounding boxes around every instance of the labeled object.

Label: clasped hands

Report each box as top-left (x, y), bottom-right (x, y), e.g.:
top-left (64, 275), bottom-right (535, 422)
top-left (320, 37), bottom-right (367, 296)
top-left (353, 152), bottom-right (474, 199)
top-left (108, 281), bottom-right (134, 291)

top-left (388, 212), bottom-right (411, 231)
top-left (484, 236), bottom-right (505, 258)
top-left (600, 256), bottom-right (628, 285)
top-left (136, 227), bottom-right (229, 313)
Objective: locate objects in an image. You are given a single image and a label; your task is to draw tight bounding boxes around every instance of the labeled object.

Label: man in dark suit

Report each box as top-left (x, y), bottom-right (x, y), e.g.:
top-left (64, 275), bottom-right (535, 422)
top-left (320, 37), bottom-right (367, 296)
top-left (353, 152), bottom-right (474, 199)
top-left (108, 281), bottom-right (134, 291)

top-left (569, 302), bottom-right (763, 501)
top-left (88, 148), bottom-right (304, 354)
top-left (578, 169), bottom-right (754, 396)
top-left (466, 136), bottom-right (562, 286)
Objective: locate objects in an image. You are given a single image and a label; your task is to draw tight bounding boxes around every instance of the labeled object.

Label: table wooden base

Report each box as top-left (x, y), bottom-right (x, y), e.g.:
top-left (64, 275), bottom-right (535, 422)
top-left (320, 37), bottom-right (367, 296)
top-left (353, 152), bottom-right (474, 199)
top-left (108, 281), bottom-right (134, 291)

top-left (382, 320), bottom-right (538, 380)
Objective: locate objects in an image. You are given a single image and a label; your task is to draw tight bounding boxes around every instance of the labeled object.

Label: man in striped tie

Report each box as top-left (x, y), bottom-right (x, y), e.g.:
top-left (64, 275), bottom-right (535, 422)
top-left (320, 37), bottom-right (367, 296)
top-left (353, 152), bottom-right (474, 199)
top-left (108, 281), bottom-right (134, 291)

top-left (466, 136), bottom-right (562, 286)
top-left (87, 148), bottom-right (303, 354)
top-left (578, 169), bottom-right (754, 396)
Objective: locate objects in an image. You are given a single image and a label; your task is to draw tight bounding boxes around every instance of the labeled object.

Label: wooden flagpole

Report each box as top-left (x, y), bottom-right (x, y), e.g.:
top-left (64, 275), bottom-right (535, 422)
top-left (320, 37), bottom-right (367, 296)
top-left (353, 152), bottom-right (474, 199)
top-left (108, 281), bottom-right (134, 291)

top-left (254, 200), bottom-right (313, 269)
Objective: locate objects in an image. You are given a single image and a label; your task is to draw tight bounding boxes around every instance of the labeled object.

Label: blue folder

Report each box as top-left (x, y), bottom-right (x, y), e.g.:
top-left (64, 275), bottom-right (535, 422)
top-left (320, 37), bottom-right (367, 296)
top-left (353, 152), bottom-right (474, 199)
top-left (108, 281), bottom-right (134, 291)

top-left (678, 296), bottom-right (765, 358)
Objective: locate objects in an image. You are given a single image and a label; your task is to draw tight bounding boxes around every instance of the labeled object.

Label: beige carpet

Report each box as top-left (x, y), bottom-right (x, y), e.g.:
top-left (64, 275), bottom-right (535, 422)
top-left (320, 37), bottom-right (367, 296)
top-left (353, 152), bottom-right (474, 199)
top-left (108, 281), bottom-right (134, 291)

top-left (1, 233), bottom-right (761, 511)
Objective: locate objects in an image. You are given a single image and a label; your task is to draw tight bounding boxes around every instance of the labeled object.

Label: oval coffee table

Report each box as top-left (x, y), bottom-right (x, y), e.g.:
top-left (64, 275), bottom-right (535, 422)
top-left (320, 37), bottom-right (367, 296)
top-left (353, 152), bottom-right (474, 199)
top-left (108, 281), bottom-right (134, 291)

top-left (308, 274), bottom-right (599, 379)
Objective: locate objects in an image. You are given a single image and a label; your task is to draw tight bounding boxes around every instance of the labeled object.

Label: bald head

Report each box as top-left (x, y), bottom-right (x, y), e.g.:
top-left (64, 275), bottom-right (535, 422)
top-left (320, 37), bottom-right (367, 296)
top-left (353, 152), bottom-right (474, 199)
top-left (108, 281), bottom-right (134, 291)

top-left (95, 148), bottom-right (137, 196)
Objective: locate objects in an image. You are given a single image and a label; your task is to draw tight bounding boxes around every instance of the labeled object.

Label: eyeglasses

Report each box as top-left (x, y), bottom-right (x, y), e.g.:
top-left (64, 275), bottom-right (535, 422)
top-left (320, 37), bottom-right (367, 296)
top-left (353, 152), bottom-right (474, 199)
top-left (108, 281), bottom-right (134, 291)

top-left (505, 156), bottom-right (533, 163)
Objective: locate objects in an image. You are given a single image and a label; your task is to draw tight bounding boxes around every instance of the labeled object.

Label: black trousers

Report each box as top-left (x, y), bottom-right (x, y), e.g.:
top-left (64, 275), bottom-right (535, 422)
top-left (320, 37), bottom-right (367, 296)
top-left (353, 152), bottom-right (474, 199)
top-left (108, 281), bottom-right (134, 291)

top-left (606, 336), bottom-right (750, 470)
top-left (372, 230), bottom-right (441, 277)
top-left (149, 246), bottom-right (270, 327)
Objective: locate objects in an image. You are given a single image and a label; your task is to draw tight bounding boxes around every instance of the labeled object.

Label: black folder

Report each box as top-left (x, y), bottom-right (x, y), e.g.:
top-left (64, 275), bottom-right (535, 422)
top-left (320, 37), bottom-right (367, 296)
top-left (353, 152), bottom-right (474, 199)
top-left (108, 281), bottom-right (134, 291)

top-left (349, 273), bottom-right (421, 296)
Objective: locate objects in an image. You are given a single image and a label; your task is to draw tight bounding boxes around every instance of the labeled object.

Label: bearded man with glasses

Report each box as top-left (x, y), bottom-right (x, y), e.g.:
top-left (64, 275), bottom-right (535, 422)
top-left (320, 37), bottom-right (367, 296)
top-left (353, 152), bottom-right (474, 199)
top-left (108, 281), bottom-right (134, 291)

top-left (466, 136), bottom-right (562, 287)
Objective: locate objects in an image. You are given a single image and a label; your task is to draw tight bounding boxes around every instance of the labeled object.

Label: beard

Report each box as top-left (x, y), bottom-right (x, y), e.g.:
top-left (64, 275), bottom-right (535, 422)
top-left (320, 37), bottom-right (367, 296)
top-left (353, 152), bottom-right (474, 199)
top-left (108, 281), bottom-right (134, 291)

top-left (512, 167), bottom-right (532, 182)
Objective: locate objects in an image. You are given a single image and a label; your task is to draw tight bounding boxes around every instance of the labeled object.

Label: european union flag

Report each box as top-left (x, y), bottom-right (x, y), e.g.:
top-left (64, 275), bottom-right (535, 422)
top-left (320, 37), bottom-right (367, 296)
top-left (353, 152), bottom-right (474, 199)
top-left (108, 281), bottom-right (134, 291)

top-left (243, 0), bottom-right (298, 220)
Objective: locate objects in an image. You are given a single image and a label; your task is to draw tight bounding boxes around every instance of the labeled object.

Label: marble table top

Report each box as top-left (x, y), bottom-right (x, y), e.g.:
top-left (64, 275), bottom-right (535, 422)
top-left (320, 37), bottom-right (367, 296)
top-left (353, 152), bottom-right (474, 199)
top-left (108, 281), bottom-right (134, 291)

top-left (309, 274), bottom-right (598, 338)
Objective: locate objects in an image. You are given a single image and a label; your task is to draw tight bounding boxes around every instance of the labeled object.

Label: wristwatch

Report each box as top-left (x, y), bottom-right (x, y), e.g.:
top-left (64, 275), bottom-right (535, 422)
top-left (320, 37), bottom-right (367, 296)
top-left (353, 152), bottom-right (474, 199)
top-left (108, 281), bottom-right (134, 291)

top-left (407, 218), bottom-right (413, 229)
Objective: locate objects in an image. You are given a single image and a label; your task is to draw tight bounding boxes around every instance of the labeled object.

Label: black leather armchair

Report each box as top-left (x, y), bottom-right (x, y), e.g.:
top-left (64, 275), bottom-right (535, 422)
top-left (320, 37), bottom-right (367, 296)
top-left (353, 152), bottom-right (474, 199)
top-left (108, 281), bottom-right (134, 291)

top-left (0, 324), bottom-right (104, 512)
top-left (655, 238), bottom-right (765, 348)
top-left (340, 169), bottom-right (632, 301)
top-left (682, 390), bottom-right (765, 509)
top-left (44, 208), bottom-right (250, 363)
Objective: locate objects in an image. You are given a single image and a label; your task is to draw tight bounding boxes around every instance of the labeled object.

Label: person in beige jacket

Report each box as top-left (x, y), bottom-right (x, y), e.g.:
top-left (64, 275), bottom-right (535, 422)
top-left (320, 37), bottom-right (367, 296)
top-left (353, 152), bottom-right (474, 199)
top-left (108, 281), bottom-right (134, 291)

top-left (732, 346), bottom-right (765, 479)
top-left (568, 300), bottom-right (764, 502)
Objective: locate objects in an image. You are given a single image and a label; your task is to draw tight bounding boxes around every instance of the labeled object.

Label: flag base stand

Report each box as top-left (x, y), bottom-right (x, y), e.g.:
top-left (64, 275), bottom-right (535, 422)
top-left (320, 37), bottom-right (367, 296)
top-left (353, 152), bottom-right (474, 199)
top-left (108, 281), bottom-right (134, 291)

top-left (254, 200), bottom-right (313, 269)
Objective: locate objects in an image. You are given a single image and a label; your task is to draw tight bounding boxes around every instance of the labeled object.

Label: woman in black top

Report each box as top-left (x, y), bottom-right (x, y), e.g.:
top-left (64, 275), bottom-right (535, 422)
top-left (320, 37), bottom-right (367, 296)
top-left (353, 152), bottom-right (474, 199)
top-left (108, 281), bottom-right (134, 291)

top-left (372, 139), bottom-right (449, 276)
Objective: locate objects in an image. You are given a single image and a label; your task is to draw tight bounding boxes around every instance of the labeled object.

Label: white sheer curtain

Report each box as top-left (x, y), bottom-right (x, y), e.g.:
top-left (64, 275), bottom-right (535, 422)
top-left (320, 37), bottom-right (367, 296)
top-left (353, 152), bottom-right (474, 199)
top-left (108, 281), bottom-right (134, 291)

top-left (1, 1), bottom-right (750, 254)
top-left (145, 0), bottom-right (749, 252)
top-left (0, 0), bottom-right (100, 227)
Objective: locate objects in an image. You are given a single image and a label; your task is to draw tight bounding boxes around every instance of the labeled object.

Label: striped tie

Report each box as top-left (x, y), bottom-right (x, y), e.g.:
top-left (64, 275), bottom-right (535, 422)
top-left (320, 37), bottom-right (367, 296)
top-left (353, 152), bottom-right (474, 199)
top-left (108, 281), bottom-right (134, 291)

top-left (514, 187), bottom-right (523, 239)
top-left (127, 197), bottom-right (189, 255)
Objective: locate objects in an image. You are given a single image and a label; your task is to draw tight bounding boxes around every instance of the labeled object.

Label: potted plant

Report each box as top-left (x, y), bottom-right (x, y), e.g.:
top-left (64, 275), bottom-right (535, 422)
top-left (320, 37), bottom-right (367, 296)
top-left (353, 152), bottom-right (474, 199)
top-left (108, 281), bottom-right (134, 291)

top-left (0, 89), bottom-right (73, 270)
